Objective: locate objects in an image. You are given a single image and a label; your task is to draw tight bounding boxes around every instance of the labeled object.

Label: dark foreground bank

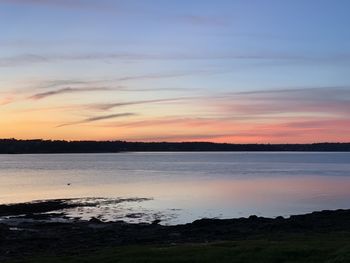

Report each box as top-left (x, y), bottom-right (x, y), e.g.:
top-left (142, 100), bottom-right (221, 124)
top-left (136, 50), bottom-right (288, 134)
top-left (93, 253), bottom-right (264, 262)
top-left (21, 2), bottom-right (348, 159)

top-left (1, 200), bottom-right (350, 262)
top-left (1, 139), bottom-right (350, 153)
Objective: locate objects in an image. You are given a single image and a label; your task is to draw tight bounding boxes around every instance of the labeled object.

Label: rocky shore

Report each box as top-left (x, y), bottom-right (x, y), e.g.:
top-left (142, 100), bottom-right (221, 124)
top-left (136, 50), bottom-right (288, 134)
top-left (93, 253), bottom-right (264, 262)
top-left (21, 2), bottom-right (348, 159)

top-left (1, 199), bottom-right (350, 261)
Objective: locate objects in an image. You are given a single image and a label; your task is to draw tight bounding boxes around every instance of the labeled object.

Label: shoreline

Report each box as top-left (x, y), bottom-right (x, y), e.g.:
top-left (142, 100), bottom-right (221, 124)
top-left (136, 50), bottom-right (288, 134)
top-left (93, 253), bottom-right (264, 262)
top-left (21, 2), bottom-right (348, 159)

top-left (1, 199), bottom-right (350, 261)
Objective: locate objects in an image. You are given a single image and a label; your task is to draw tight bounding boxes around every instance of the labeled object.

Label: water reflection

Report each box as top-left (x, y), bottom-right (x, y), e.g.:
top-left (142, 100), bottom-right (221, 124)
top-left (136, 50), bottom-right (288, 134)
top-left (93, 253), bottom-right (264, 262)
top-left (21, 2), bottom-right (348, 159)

top-left (0, 152), bottom-right (349, 224)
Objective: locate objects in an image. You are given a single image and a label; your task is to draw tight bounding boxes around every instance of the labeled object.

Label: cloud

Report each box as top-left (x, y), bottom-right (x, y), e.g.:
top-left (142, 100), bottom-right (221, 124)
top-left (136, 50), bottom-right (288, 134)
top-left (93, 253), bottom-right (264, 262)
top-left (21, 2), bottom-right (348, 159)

top-left (57, 113), bottom-right (136, 127)
top-left (213, 87), bottom-right (350, 117)
top-left (125, 116), bottom-right (350, 143)
top-left (0, 54), bottom-right (48, 67)
top-left (234, 86), bottom-right (350, 98)
top-left (109, 86), bottom-right (346, 143)
top-left (0, 0), bottom-right (113, 10)
top-left (2, 52), bottom-right (348, 67)
top-left (125, 129), bottom-right (305, 142)
top-left (113, 71), bottom-right (215, 82)
top-left (23, 73), bottom-right (199, 101)
top-left (29, 87), bottom-right (111, 100)
top-left (268, 118), bottom-right (350, 130)
top-left (0, 97), bottom-right (14, 106)
top-left (33, 70), bottom-right (213, 89)
top-left (127, 132), bottom-right (238, 142)
top-left (104, 117), bottom-right (207, 128)
top-left (36, 80), bottom-right (90, 89)
top-left (90, 97), bottom-right (195, 111)
top-left (101, 116), bottom-right (257, 129)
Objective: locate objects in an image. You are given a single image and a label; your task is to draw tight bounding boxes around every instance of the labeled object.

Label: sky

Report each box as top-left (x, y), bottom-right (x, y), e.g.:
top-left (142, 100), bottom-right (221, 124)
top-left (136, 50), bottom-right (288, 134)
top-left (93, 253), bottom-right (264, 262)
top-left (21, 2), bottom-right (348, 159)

top-left (0, 0), bottom-right (350, 143)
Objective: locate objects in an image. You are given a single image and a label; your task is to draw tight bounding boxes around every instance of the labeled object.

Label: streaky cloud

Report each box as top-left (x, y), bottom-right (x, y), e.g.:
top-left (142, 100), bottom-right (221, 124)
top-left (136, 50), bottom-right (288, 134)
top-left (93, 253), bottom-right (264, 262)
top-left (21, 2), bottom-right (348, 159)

top-left (114, 70), bottom-right (216, 82)
top-left (234, 86), bottom-right (350, 97)
top-left (0, 0), bottom-right (113, 10)
top-left (129, 132), bottom-right (238, 142)
top-left (57, 113), bottom-right (136, 128)
top-left (29, 87), bottom-right (111, 100)
top-left (90, 97), bottom-right (195, 110)
top-left (270, 118), bottom-right (350, 130)
top-left (0, 54), bottom-right (48, 67)
top-left (102, 117), bottom-right (234, 128)
top-left (2, 52), bottom-right (349, 67)
top-left (0, 97), bottom-right (13, 106)
top-left (90, 97), bottom-right (196, 111)
top-left (212, 87), bottom-right (350, 116)
top-left (14, 96), bottom-right (198, 114)
top-left (37, 80), bottom-right (90, 89)
top-left (45, 76), bottom-right (195, 88)
top-left (27, 70), bottom-right (218, 91)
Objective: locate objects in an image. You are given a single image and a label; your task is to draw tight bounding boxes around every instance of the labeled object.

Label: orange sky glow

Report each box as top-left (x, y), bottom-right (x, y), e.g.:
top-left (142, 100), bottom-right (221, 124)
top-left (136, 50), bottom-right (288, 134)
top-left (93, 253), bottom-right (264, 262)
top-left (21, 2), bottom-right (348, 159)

top-left (1, 1), bottom-right (350, 143)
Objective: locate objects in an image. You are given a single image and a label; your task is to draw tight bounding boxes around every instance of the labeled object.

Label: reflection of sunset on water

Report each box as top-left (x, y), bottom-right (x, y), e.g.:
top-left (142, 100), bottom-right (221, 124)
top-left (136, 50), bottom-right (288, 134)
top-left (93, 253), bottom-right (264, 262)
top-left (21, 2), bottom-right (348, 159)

top-left (1, 152), bottom-right (349, 224)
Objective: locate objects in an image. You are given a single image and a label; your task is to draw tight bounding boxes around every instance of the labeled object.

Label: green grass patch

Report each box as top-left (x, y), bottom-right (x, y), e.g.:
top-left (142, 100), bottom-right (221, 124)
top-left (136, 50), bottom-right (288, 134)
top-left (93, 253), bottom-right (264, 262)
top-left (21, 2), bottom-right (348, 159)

top-left (8, 233), bottom-right (350, 263)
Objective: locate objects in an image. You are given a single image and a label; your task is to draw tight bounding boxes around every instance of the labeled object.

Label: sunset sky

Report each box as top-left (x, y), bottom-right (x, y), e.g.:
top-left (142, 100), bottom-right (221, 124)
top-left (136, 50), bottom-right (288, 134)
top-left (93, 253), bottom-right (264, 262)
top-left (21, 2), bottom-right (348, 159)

top-left (1, 0), bottom-right (350, 143)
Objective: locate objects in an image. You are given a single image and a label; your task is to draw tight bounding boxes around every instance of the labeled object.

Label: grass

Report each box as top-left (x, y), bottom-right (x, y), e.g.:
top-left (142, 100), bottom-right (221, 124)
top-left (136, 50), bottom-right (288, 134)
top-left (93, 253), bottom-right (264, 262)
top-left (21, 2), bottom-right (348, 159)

top-left (8, 233), bottom-right (350, 263)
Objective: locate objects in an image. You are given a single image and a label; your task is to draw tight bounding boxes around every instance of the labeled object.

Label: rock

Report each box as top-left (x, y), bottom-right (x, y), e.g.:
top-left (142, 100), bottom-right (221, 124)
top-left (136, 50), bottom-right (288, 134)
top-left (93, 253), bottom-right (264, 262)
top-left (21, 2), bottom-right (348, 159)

top-left (89, 217), bottom-right (103, 224)
top-left (152, 219), bottom-right (161, 225)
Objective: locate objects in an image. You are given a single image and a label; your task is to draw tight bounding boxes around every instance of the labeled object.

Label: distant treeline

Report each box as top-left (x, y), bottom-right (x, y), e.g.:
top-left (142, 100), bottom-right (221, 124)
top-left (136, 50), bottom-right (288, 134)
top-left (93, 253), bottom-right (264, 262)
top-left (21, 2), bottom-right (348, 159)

top-left (0, 139), bottom-right (350, 154)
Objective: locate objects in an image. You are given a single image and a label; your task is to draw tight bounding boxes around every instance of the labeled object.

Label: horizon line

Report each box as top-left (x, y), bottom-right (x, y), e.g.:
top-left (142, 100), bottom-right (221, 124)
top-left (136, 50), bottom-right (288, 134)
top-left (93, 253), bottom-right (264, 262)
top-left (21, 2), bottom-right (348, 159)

top-left (1, 138), bottom-right (349, 145)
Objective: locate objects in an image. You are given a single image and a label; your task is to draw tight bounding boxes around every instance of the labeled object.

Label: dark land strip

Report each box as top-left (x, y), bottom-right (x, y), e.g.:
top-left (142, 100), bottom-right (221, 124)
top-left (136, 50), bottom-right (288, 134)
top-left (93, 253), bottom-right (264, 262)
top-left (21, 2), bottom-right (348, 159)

top-left (1, 139), bottom-right (350, 153)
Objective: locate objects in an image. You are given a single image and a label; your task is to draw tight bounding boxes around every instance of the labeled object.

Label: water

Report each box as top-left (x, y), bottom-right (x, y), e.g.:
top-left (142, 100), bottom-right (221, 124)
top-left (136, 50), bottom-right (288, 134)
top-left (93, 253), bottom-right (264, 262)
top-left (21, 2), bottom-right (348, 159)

top-left (0, 152), bottom-right (350, 224)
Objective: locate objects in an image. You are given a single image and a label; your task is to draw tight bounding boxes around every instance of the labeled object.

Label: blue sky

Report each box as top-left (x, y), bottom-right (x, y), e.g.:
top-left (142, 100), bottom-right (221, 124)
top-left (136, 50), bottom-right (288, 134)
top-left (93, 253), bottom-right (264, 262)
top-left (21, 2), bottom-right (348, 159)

top-left (0, 0), bottom-right (350, 142)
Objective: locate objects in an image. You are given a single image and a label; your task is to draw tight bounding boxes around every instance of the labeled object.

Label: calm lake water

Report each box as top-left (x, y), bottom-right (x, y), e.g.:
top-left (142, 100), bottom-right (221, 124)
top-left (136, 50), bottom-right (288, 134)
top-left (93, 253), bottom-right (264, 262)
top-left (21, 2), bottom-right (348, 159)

top-left (1, 152), bottom-right (350, 224)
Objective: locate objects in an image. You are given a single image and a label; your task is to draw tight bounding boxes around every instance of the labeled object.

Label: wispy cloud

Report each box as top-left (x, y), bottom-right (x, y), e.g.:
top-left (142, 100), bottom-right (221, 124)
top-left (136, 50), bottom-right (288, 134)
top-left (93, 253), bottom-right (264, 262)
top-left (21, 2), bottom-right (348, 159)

top-left (113, 86), bottom-right (348, 143)
top-left (113, 71), bottom-right (215, 82)
top-left (90, 97), bottom-right (195, 111)
top-left (2, 52), bottom-right (349, 67)
top-left (213, 87), bottom-right (350, 117)
top-left (234, 86), bottom-right (350, 97)
top-left (57, 113), bottom-right (136, 127)
top-left (125, 116), bottom-right (350, 143)
top-left (267, 118), bottom-right (350, 130)
top-left (0, 54), bottom-right (48, 67)
top-left (101, 116), bottom-right (251, 129)
top-left (29, 87), bottom-right (111, 100)
top-left (128, 132), bottom-right (236, 142)
top-left (0, 97), bottom-right (14, 106)
top-left (36, 80), bottom-right (90, 89)
top-left (0, 0), bottom-right (113, 10)
top-left (0, 0), bottom-right (231, 29)
top-left (33, 70), bottom-right (213, 89)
